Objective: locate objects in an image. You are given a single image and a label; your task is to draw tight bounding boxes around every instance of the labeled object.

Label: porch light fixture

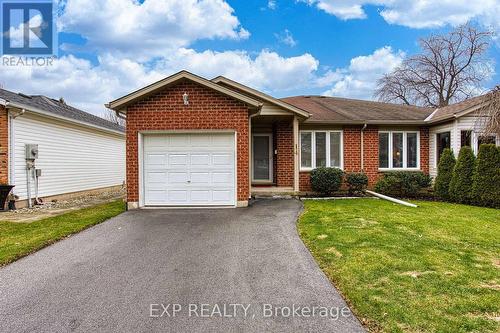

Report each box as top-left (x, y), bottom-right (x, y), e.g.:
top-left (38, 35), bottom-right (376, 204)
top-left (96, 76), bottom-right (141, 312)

top-left (182, 92), bottom-right (189, 105)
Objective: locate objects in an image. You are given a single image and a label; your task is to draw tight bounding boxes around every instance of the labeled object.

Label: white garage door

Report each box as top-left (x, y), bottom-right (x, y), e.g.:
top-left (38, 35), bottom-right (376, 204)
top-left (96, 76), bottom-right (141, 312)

top-left (143, 133), bottom-right (236, 206)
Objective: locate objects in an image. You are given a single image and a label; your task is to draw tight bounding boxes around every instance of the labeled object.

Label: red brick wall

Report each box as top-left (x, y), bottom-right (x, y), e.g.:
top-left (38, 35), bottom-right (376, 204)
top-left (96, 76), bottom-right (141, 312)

top-left (343, 126), bottom-right (362, 173)
top-left (125, 80), bottom-right (250, 203)
top-left (0, 106), bottom-right (8, 184)
top-left (275, 120), bottom-right (294, 187)
top-left (298, 125), bottom-right (431, 192)
top-left (419, 127), bottom-right (430, 175)
top-left (362, 126), bottom-right (380, 186)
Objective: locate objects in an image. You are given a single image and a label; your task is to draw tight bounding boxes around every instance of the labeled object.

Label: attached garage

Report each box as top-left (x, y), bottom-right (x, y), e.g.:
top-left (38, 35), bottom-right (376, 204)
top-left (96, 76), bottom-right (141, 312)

top-left (142, 132), bottom-right (236, 206)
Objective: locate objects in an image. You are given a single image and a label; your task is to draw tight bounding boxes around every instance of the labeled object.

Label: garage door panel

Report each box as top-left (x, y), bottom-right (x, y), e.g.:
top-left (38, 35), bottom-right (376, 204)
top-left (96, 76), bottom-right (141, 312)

top-left (146, 154), bottom-right (166, 166)
top-left (190, 172), bottom-right (210, 184)
top-left (168, 172), bottom-right (189, 183)
top-left (168, 190), bottom-right (189, 202)
top-left (212, 172), bottom-right (232, 184)
top-left (190, 154), bottom-right (210, 166)
top-left (169, 134), bottom-right (190, 147)
top-left (212, 153), bottom-right (233, 166)
top-left (169, 154), bottom-right (188, 166)
top-left (191, 190), bottom-right (211, 202)
top-left (146, 190), bottom-right (167, 203)
top-left (212, 190), bottom-right (233, 202)
top-left (143, 133), bottom-right (236, 206)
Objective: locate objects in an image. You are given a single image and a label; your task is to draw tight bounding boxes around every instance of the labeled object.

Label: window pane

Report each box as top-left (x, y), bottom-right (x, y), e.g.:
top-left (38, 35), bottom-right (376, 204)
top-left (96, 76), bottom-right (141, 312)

top-left (315, 132), bottom-right (327, 167)
top-left (300, 133), bottom-right (312, 168)
top-left (379, 133), bottom-right (389, 168)
top-left (392, 133), bottom-right (403, 168)
top-left (407, 133), bottom-right (417, 168)
top-left (437, 132), bottom-right (451, 162)
top-left (330, 132), bottom-right (341, 167)
top-left (461, 130), bottom-right (472, 147)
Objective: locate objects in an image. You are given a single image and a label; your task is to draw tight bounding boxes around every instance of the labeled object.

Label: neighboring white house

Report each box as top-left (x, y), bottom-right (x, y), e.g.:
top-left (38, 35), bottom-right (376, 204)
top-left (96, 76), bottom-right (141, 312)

top-left (0, 88), bottom-right (125, 206)
top-left (427, 94), bottom-right (499, 177)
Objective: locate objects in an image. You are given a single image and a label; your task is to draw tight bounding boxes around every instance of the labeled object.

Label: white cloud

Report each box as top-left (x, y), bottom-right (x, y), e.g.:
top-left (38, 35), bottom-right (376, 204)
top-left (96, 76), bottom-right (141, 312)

top-left (58, 0), bottom-right (249, 60)
top-left (1, 49), bottom-right (319, 115)
top-left (301, 0), bottom-right (500, 30)
top-left (320, 46), bottom-right (405, 99)
top-left (274, 29), bottom-right (297, 47)
top-left (268, 0), bottom-right (277, 10)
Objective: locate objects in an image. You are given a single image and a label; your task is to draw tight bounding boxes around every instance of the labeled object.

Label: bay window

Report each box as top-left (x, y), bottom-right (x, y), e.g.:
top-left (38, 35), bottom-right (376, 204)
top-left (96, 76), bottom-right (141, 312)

top-left (300, 131), bottom-right (343, 170)
top-left (379, 131), bottom-right (420, 169)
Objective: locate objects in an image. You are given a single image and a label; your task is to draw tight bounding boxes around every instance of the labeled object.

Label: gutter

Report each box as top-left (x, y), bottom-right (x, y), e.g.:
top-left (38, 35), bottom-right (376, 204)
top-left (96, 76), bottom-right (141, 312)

top-left (4, 100), bottom-right (125, 136)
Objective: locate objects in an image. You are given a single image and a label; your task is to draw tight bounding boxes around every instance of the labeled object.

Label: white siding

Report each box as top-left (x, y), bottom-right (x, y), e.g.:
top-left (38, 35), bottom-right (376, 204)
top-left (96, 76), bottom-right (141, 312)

top-left (429, 112), bottom-right (500, 177)
top-left (429, 122), bottom-right (454, 177)
top-left (11, 113), bottom-right (125, 200)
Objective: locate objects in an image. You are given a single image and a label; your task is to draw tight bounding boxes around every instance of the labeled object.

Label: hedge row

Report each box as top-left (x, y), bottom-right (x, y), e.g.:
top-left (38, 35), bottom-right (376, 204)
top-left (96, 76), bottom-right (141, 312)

top-left (435, 144), bottom-right (500, 208)
top-left (309, 168), bottom-right (368, 195)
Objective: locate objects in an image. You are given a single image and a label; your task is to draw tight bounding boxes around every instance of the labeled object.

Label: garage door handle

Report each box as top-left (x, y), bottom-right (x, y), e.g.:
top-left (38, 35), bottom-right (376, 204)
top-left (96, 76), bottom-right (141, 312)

top-left (187, 180), bottom-right (191, 183)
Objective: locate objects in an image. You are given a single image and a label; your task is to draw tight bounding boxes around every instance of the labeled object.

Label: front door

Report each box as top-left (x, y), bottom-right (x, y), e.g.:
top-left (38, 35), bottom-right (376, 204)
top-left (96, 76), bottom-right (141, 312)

top-left (252, 134), bottom-right (273, 182)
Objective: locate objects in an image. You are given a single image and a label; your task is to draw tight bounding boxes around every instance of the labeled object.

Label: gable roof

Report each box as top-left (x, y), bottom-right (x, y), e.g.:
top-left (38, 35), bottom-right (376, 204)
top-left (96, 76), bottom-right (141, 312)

top-left (106, 70), bottom-right (263, 111)
top-left (211, 76), bottom-right (310, 118)
top-left (426, 94), bottom-right (491, 123)
top-left (281, 95), bottom-right (434, 124)
top-left (0, 88), bottom-right (124, 134)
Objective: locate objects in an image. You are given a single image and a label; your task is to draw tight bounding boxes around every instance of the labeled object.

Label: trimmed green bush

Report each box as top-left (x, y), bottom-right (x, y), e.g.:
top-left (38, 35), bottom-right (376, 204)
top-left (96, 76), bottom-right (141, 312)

top-left (310, 167), bottom-right (344, 195)
top-left (449, 146), bottom-right (475, 204)
top-left (434, 149), bottom-right (456, 200)
top-left (472, 144), bottom-right (500, 208)
top-left (346, 173), bottom-right (368, 195)
top-left (374, 171), bottom-right (432, 198)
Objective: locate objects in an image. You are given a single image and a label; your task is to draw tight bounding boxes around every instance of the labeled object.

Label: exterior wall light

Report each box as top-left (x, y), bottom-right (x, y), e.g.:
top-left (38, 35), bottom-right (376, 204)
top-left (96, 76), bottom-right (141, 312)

top-left (183, 92), bottom-right (189, 105)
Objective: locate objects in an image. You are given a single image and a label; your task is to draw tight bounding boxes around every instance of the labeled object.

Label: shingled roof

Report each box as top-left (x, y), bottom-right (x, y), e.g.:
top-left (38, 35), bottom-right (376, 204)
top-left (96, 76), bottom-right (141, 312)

top-left (427, 94), bottom-right (491, 123)
top-left (281, 96), bottom-right (434, 124)
top-left (0, 88), bottom-right (124, 133)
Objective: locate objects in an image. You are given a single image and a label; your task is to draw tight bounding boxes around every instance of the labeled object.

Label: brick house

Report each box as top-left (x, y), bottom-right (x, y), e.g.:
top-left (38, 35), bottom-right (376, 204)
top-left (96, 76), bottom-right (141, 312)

top-left (106, 71), bottom-right (498, 209)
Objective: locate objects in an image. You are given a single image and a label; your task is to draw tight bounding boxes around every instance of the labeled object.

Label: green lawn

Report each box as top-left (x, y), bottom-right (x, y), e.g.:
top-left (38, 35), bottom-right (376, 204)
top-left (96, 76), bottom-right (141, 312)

top-left (0, 200), bottom-right (125, 266)
top-left (298, 199), bottom-right (500, 333)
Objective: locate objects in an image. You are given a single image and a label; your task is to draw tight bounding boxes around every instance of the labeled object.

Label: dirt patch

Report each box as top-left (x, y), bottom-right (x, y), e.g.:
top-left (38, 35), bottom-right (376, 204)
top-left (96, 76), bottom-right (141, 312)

top-left (479, 283), bottom-right (500, 290)
top-left (0, 188), bottom-right (125, 223)
top-left (325, 247), bottom-right (343, 257)
top-left (317, 234), bottom-right (328, 240)
top-left (400, 271), bottom-right (435, 278)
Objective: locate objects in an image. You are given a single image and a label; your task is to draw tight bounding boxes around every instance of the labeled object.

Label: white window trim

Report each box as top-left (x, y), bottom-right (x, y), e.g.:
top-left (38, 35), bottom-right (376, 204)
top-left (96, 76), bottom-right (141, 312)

top-left (472, 132), bottom-right (499, 155)
top-left (299, 130), bottom-right (344, 171)
top-left (379, 131), bottom-right (420, 171)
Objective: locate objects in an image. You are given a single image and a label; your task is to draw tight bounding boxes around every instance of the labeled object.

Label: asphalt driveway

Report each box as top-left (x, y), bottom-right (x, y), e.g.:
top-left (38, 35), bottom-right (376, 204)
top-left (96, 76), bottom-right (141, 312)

top-left (0, 199), bottom-right (365, 333)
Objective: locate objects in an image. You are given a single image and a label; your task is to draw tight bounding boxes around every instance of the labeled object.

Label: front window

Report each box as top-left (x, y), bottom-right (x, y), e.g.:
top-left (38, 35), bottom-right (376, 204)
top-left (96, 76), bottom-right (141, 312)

top-left (461, 130), bottom-right (472, 147)
top-left (300, 132), bottom-right (312, 168)
top-left (379, 131), bottom-right (420, 169)
top-left (437, 132), bottom-right (451, 162)
top-left (300, 131), bottom-right (343, 170)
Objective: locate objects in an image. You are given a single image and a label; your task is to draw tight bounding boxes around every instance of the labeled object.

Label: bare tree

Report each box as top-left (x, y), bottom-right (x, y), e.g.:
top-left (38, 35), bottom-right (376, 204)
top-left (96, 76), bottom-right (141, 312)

top-left (477, 86), bottom-right (500, 136)
top-left (375, 23), bottom-right (494, 107)
top-left (104, 109), bottom-right (126, 127)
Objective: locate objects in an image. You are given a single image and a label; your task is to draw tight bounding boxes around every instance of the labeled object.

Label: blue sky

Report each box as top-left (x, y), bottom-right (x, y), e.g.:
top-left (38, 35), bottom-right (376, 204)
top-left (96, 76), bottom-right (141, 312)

top-left (2, 0), bottom-right (499, 116)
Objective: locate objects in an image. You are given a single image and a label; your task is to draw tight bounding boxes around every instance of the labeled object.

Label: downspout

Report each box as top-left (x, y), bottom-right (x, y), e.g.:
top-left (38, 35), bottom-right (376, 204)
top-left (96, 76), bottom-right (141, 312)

top-left (360, 123), bottom-right (367, 171)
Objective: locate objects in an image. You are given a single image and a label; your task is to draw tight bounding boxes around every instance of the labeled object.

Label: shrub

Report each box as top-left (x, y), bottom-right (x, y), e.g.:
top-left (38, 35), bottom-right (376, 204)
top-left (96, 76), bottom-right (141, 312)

top-left (374, 171), bottom-right (432, 198)
top-left (472, 144), bottom-right (500, 208)
top-left (346, 173), bottom-right (368, 195)
top-left (434, 149), bottom-right (456, 200)
top-left (310, 167), bottom-right (344, 195)
top-left (449, 146), bottom-right (475, 204)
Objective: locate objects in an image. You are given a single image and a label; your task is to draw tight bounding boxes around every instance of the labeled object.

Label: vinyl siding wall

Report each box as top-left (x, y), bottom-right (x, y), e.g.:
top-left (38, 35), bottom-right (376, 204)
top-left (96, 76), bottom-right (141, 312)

top-left (429, 112), bottom-right (500, 177)
top-left (11, 112), bottom-right (125, 200)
